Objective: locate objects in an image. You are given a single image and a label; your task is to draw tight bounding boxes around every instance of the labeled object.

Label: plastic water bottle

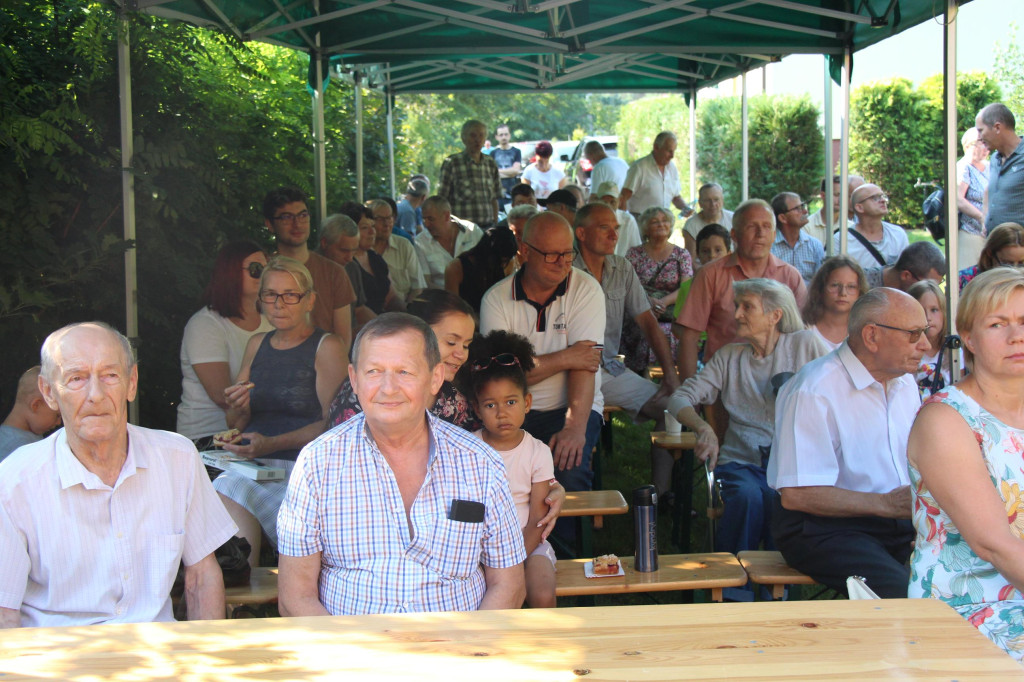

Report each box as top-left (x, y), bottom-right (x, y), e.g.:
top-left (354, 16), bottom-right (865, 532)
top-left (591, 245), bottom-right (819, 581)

top-left (633, 485), bottom-right (659, 572)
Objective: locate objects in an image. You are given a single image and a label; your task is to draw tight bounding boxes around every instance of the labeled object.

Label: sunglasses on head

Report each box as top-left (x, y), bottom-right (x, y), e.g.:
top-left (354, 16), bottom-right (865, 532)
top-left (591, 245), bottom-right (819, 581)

top-left (245, 262), bottom-right (265, 279)
top-left (471, 353), bottom-right (520, 372)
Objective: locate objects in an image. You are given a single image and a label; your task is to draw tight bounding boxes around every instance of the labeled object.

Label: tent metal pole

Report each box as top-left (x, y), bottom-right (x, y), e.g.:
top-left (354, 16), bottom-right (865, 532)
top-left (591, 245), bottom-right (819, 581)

top-left (741, 70), bottom-right (749, 202)
top-left (312, 54), bottom-right (327, 222)
top-left (355, 72), bottom-right (364, 203)
top-left (117, 8), bottom-right (139, 426)
top-left (944, 0), bottom-right (961, 381)
top-left (387, 90), bottom-right (396, 198)
top-left (689, 87), bottom-right (697, 201)
top-left (838, 46), bottom-right (851, 256)
top-left (823, 56), bottom-right (834, 256)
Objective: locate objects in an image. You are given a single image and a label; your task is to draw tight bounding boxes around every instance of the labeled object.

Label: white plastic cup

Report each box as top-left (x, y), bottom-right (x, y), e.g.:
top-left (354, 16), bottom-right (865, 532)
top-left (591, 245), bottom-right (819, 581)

top-left (664, 409), bottom-right (682, 434)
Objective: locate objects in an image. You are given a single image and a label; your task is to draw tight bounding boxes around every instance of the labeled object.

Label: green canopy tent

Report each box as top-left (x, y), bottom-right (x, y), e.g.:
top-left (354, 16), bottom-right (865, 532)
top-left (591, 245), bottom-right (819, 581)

top-left (114, 0), bottom-right (970, 416)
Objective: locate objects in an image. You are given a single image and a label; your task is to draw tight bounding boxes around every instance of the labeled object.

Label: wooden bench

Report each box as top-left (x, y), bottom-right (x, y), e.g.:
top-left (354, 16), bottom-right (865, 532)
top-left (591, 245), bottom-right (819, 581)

top-left (558, 489), bottom-right (629, 557)
top-left (555, 552), bottom-right (747, 602)
top-left (224, 567), bottom-right (279, 617)
top-left (650, 431), bottom-right (698, 552)
top-left (737, 550), bottom-right (818, 600)
top-left (648, 365), bottom-right (664, 381)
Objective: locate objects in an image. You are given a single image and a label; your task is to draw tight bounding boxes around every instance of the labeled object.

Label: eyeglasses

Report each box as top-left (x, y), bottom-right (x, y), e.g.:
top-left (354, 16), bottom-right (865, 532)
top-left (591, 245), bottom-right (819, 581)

top-left (259, 290), bottom-right (309, 305)
top-left (781, 201), bottom-right (808, 214)
top-left (997, 259), bottom-right (1024, 268)
top-left (870, 322), bottom-right (931, 342)
top-left (272, 210), bottom-right (310, 223)
top-left (373, 214), bottom-right (394, 223)
top-left (863, 193), bottom-right (889, 204)
top-left (472, 353), bottom-right (520, 372)
top-left (524, 241), bottom-right (575, 264)
top-left (826, 283), bottom-right (860, 294)
top-left (244, 262), bottom-right (264, 279)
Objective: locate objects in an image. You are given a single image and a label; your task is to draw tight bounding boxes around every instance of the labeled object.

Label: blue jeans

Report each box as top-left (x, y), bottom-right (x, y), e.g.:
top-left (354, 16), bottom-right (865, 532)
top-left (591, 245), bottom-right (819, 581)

top-left (715, 461), bottom-right (777, 555)
top-left (522, 408), bottom-right (602, 492)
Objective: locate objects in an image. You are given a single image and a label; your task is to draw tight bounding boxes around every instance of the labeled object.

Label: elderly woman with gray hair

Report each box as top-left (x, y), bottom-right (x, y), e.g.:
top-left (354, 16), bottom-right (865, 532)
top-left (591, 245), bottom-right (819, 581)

top-left (956, 126), bottom-right (989, 268)
top-left (667, 278), bottom-right (828, 597)
top-left (622, 206), bottom-right (693, 374)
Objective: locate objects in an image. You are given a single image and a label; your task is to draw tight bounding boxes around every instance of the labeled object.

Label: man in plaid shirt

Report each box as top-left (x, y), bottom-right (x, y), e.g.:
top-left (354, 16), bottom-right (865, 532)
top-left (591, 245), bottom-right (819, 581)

top-left (277, 314), bottom-right (526, 616)
top-left (437, 120), bottom-right (502, 228)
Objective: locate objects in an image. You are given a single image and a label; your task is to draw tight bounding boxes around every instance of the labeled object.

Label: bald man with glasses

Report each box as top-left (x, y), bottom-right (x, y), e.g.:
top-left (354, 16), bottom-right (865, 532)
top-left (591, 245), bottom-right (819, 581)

top-left (768, 288), bottom-right (930, 598)
top-left (834, 184), bottom-right (909, 271)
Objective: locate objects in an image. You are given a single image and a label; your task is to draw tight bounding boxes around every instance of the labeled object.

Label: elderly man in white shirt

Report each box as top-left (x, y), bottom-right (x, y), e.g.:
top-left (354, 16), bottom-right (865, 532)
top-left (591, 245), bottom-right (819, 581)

top-left (416, 196), bottom-right (483, 289)
top-left (619, 131), bottom-right (692, 218)
top-left (768, 288), bottom-right (930, 598)
top-left (0, 322), bottom-right (235, 628)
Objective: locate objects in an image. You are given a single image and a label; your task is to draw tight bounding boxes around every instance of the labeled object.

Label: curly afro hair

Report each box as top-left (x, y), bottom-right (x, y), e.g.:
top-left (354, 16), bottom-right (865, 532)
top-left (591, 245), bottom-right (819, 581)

top-left (463, 330), bottom-right (536, 400)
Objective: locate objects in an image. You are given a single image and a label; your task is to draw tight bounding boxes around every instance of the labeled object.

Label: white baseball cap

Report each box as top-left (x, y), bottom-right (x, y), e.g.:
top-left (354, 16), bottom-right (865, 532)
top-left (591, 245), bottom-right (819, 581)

top-left (595, 181), bottom-right (620, 198)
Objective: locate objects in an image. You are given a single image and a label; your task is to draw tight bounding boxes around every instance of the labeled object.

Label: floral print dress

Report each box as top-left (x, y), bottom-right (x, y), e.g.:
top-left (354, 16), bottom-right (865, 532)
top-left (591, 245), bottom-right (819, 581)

top-left (622, 245), bottom-right (693, 373)
top-left (909, 385), bottom-right (1024, 662)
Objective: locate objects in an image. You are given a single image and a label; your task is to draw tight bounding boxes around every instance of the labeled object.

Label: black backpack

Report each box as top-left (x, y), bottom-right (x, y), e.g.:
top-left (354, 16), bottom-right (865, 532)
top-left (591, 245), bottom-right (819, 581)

top-left (922, 188), bottom-right (946, 241)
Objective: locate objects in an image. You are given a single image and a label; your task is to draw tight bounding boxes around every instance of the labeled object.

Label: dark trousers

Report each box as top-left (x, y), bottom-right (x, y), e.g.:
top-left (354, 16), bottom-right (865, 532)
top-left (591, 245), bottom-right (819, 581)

top-left (771, 495), bottom-right (914, 598)
top-left (715, 461), bottom-right (776, 555)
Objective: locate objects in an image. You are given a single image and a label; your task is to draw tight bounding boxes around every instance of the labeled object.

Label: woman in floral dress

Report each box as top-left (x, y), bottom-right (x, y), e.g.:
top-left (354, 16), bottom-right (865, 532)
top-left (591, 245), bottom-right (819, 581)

top-left (908, 267), bottom-right (1024, 663)
top-left (623, 207), bottom-right (693, 374)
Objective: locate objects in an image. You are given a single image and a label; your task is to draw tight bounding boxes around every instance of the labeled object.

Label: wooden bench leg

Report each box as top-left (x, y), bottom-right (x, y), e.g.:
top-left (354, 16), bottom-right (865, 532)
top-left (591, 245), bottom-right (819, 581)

top-left (710, 588), bottom-right (723, 603)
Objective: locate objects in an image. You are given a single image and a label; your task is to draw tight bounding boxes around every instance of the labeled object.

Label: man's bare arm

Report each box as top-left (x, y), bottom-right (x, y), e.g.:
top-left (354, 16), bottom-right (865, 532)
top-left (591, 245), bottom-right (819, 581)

top-left (183, 552), bottom-right (226, 620)
top-left (525, 342), bottom-right (600, 386)
top-left (478, 564), bottom-right (526, 610)
top-left (279, 553), bottom-right (330, 617)
top-left (779, 485), bottom-right (911, 520)
top-left (674, 325), bottom-right (702, 381)
top-left (0, 607), bottom-right (20, 629)
top-left (617, 188), bottom-right (633, 211)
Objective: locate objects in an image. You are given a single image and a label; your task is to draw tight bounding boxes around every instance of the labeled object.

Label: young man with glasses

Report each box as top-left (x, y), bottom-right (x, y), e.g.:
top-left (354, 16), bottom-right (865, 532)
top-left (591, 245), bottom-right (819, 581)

top-left (834, 183), bottom-right (909, 271)
top-left (769, 288), bottom-right (930, 599)
top-left (262, 188), bottom-right (355, 347)
top-left (770, 191), bottom-right (825, 284)
top-left (480, 212), bottom-right (605, 513)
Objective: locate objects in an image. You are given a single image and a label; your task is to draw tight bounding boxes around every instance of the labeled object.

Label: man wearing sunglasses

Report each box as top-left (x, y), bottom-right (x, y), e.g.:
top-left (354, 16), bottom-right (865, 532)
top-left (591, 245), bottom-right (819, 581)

top-left (768, 288), bottom-right (931, 598)
top-left (480, 212), bottom-right (605, 502)
top-left (262, 187), bottom-right (355, 348)
top-left (770, 192), bottom-right (824, 284)
top-left (835, 183), bottom-right (909, 271)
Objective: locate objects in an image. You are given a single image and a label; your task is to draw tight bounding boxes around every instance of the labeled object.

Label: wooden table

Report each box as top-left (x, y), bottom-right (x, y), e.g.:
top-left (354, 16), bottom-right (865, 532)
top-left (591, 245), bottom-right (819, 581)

top-left (651, 430), bottom-right (698, 552)
top-left (0, 599), bottom-right (1016, 680)
top-left (555, 552), bottom-right (747, 602)
top-left (558, 489), bottom-right (629, 558)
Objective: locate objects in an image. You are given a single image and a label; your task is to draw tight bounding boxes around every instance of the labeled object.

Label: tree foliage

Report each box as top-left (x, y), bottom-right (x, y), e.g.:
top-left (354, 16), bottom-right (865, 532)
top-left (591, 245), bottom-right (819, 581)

top-left (849, 78), bottom-right (934, 226)
top-left (697, 95), bottom-right (823, 209)
top-left (0, 1), bottom-right (390, 426)
top-left (615, 94), bottom-right (691, 195)
top-left (993, 24), bottom-right (1024, 117)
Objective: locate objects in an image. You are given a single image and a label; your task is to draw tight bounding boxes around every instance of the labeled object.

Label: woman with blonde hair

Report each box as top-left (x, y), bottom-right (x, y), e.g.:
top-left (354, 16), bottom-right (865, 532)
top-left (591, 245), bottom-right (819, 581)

top-left (909, 267), bottom-right (1024, 661)
top-left (955, 126), bottom-right (989, 268)
top-left (214, 256), bottom-right (348, 566)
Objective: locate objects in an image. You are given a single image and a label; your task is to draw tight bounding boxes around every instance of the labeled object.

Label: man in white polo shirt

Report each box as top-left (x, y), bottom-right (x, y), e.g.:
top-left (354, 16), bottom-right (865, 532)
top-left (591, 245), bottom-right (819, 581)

top-left (415, 196), bottom-right (482, 289)
top-left (0, 322), bottom-right (235, 627)
top-left (480, 212), bottom-right (605, 496)
top-left (619, 131), bottom-right (693, 218)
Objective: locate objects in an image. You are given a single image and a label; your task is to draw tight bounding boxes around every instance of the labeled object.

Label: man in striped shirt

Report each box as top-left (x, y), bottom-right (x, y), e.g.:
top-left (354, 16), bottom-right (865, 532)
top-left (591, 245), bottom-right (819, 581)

top-left (277, 314), bottom-right (526, 616)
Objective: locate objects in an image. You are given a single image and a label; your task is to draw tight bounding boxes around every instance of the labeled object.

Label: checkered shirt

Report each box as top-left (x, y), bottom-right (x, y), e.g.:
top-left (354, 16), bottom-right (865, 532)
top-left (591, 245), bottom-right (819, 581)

top-left (771, 230), bottom-right (825, 284)
top-left (437, 151), bottom-right (501, 226)
top-left (277, 411), bottom-right (526, 615)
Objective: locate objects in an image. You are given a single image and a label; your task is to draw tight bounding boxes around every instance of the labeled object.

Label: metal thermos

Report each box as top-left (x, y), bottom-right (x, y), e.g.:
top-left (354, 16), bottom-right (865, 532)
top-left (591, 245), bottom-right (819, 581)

top-left (633, 485), bottom-right (658, 572)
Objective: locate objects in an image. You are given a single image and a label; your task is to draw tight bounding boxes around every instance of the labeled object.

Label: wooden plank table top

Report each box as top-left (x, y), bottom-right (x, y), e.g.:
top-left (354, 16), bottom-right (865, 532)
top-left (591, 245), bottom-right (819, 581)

top-left (555, 552), bottom-right (747, 601)
top-left (651, 429), bottom-right (697, 452)
top-left (560, 489), bottom-right (629, 517)
top-left (0, 599), bottom-right (1016, 680)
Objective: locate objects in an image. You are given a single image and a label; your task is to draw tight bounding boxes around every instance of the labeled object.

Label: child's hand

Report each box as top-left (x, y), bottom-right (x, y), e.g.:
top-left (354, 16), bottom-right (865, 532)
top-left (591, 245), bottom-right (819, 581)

top-left (537, 479), bottom-right (565, 541)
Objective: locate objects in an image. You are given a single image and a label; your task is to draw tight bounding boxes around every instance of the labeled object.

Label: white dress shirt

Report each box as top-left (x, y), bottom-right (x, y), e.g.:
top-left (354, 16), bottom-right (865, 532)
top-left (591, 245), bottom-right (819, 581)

top-left (0, 426), bottom-right (236, 627)
top-left (768, 342), bottom-right (919, 494)
top-left (622, 154), bottom-right (681, 214)
top-left (415, 217), bottom-right (482, 289)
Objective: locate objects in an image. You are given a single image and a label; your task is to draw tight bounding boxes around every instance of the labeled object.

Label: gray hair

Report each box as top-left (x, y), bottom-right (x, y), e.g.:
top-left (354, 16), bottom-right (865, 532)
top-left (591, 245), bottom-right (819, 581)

top-left (733, 198), bottom-right (776, 232)
top-left (653, 131), bottom-right (677, 149)
top-left (422, 195), bottom-right (451, 215)
top-left (733, 279), bottom-right (803, 333)
top-left (638, 206), bottom-right (674, 239)
top-left (894, 241), bottom-right (946, 280)
top-left (368, 198), bottom-right (393, 216)
top-left (320, 213), bottom-right (358, 245)
top-left (352, 312), bottom-right (440, 369)
top-left (41, 322), bottom-right (136, 382)
top-left (979, 103), bottom-right (1016, 130)
top-left (698, 183), bottom-right (723, 198)
top-left (848, 288), bottom-right (893, 345)
top-left (507, 204), bottom-right (539, 222)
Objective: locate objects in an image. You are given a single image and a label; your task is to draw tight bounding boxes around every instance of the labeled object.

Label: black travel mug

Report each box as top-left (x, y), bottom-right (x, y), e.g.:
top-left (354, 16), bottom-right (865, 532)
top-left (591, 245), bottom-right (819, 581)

top-left (633, 484), bottom-right (659, 572)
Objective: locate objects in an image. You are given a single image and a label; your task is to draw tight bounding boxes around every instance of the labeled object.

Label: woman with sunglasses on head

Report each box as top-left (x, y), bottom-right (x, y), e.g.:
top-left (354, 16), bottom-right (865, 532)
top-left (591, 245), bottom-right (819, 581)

top-left (177, 240), bottom-right (274, 449)
top-left (214, 256), bottom-right (348, 567)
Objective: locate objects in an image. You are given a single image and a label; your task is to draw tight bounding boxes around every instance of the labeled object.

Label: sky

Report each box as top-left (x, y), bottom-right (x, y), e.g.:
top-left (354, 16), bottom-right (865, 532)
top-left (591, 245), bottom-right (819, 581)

top-left (712, 0), bottom-right (1021, 105)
